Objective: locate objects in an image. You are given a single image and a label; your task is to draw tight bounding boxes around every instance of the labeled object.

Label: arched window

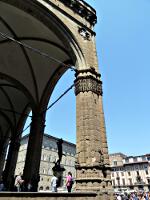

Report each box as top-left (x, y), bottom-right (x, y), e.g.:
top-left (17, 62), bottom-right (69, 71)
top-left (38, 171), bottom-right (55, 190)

top-left (39, 186), bottom-right (43, 191)
top-left (46, 186), bottom-right (49, 190)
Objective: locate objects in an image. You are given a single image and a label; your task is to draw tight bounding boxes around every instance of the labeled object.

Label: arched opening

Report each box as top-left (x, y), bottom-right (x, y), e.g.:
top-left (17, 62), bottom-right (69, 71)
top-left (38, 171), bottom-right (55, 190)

top-left (0, 0), bottom-right (111, 195)
top-left (39, 186), bottom-right (43, 191)
top-left (46, 186), bottom-right (49, 190)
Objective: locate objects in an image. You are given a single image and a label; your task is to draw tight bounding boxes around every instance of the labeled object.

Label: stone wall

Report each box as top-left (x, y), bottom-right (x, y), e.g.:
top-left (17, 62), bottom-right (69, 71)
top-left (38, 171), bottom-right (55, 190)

top-left (0, 192), bottom-right (97, 200)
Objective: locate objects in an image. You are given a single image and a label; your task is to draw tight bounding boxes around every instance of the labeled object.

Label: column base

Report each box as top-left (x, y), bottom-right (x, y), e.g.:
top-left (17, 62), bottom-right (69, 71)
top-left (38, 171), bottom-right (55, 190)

top-left (76, 178), bottom-right (112, 191)
top-left (96, 190), bottom-right (115, 200)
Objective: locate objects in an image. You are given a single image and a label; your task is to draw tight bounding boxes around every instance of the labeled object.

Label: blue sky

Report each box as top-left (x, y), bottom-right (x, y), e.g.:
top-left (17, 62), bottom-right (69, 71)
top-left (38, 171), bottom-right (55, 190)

top-left (25, 0), bottom-right (150, 156)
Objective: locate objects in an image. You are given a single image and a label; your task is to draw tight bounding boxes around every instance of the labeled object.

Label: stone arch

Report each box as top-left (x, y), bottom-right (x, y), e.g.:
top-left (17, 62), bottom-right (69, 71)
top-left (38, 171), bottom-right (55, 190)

top-left (0, 0), bottom-right (112, 195)
top-left (0, 0), bottom-right (86, 68)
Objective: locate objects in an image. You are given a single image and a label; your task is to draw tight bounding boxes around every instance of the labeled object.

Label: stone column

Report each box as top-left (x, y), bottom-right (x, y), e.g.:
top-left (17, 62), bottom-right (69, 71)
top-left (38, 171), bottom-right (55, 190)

top-left (23, 113), bottom-right (45, 192)
top-left (3, 136), bottom-right (21, 190)
top-left (74, 68), bottom-right (113, 197)
top-left (0, 137), bottom-right (9, 181)
top-left (2, 113), bottom-right (29, 190)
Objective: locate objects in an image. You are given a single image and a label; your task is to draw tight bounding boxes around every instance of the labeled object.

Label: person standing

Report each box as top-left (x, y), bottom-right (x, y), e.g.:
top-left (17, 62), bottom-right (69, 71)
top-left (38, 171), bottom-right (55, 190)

top-left (51, 173), bottom-right (58, 192)
top-left (14, 172), bottom-right (24, 192)
top-left (66, 172), bottom-right (73, 192)
top-left (0, 176), bottom-right (5, 192)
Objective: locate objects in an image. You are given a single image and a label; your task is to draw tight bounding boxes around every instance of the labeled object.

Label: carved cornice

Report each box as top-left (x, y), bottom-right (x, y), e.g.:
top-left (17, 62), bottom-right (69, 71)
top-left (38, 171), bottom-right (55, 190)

top-left (59, 0), bottom-right (97, 26)
top-left (74, 75), bottom-right (102, 96)
top-left (75, 163), bottom-right (111, 170)
top-left (75, 67), bottom-right (101, 78)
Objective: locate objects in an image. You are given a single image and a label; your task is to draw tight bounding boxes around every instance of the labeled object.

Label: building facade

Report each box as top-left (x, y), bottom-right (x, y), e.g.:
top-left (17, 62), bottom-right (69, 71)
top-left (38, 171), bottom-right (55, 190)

top-left (16, 135), bottom-right (150, 193)
top-left (15, 134), bottom-right (76, 191)
top-left (110, 153), bottom-right (150, 192)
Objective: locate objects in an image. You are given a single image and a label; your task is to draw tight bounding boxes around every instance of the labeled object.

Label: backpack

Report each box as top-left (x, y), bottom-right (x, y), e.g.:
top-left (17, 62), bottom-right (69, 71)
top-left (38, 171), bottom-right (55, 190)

top-left (70, 178), bottom-right (74, 186)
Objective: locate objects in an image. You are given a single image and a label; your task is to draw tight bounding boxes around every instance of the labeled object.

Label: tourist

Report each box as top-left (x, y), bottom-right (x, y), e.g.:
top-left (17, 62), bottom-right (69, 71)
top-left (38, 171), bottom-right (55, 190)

top-left (27, 181), bottom-right (32, 192)
top-left (66, 172), bottom-right (73, 192)
top-left (116, 193), bottom-right (122, 200)
top-left (0, 178), bottom-right (5, 192)
top-left (14, 172), bottom-right (24, 192)
top-left (51, 173), bottom-right (58, 192)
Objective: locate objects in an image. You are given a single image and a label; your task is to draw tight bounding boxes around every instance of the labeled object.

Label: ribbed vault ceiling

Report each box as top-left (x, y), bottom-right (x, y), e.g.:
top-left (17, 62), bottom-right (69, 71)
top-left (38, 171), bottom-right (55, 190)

top-left (0, 0), bottom-right (74, 139)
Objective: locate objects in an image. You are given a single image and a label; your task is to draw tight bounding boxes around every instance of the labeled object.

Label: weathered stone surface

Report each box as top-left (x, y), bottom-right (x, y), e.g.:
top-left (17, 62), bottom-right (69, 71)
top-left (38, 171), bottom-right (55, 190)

top-left (75, 69), bottom-right (112, 196)
top-left (0, 192), bottom-right (97, 200)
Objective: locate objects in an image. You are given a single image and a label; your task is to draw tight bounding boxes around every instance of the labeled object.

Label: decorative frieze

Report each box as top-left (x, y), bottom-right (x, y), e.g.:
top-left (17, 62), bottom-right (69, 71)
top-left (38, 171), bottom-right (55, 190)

top-left (74, 76), bottom-right (102, 96)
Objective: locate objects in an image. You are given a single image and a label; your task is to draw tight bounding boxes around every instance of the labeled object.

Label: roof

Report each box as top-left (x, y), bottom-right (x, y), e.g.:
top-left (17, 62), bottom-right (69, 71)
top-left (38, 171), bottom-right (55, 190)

top-left (22, 133), bottom-right (76, 147)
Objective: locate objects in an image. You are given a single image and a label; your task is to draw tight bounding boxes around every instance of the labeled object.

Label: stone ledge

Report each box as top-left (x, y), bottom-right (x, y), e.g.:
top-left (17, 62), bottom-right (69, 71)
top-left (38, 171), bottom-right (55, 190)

top-left (0, 192), bottom-right (97, 197)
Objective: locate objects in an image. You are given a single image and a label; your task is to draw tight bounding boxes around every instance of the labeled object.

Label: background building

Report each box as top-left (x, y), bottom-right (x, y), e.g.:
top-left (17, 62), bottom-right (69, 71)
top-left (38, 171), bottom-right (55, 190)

top-left (110, 153), bottom-right (150, 192)
top-left (15, 134), bottom-right (76, 191)
top-left (16, 135), bottom-right (150, 193)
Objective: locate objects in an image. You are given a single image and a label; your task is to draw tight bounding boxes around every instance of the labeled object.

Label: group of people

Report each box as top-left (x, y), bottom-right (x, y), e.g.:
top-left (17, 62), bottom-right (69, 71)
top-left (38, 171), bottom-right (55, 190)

top-left (0, 171), bottom-right (74, 193)
top-left (0, 172), bottom-right (35, 192)
top-left (51, 171), bottom-right (74, 192)
top-left (116, 191), bottom-right (150, 200)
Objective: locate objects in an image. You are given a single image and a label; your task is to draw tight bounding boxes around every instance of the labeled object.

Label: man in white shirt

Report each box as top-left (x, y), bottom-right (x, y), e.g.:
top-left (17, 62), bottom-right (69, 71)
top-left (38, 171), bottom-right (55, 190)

top-left (116, 194), bottom-right (122, 200)
top-left (51, 173), bottom-right (58, 192)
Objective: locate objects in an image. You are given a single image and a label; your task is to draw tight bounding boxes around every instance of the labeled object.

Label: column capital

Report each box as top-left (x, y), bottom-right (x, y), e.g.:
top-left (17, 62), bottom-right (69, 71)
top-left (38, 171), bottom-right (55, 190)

top-left (74, 68), bottom-right (103, 96)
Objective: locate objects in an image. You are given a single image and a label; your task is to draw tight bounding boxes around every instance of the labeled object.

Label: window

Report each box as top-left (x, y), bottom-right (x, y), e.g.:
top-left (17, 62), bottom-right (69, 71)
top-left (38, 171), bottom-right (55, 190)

top-left (48, 156), bottom-right (51, 162)
top-left (135, 166), bottom-right (138, 170)
top-left (121, 172), bottom-right (124, 176)
top-left (46, 186), bottom-right (49, 190)
top-left (112, 180), bottom-right (115, 186)
top-left (39, 186), bottom-right (43, 191)
top-left (128, 172), bottom-right (131, 176)
top-left (147, 179), bottom-right (150, 184)
top-left (112, 172), bottom-right (114, 177)
top-left (122, 179), bottom-right (125, 185)
top-left (113, 161), bottom-right (117, 166)
top-left (145, 170), bottom-right (149, 175)
top-left (117, 179), bottom-right (120, 186)
top-left (136, 171), bottom-right (139, 176)
top-left (129, 178), bottom-right (132, 185)
top-left (147, 157), bottom-right (150, 161)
